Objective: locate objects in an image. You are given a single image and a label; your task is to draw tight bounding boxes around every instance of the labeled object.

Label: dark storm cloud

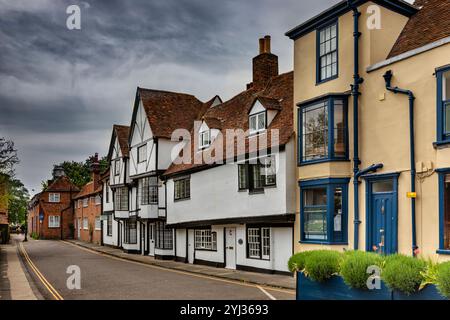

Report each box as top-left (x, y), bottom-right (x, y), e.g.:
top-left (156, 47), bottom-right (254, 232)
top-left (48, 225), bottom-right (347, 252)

top-left (0, 0), bottom-right (340, 193)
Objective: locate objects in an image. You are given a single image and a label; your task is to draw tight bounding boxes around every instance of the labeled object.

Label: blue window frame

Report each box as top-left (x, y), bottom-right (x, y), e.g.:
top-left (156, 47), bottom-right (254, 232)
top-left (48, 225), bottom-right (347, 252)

top-left (435, 65), bottom-right (450, 146)
top-left (437, 168), bottom-right (450, 254)
top-left (316, 21), bottom-right (338, 84)
top-left (298, 95), bottom-right (349, 165)
top-left (299, 178), bottom-right (349, 244)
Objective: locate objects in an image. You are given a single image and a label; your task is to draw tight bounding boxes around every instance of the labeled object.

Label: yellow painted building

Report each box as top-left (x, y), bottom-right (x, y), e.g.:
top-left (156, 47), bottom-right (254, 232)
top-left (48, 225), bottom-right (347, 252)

top-left (286, 0), bottom-right (450, 261)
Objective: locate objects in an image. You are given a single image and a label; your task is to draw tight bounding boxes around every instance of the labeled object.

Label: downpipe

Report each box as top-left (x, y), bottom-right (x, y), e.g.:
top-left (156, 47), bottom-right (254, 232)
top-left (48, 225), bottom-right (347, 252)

top-left (383, 70), bottom-right (418, 257)
top-left (348, 0), bottom-right (364, 250)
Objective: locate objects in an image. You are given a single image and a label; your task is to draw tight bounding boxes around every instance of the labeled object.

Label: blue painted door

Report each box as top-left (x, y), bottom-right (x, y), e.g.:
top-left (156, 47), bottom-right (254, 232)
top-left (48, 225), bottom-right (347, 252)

top-left (369, 180), bottom-right (397, 255)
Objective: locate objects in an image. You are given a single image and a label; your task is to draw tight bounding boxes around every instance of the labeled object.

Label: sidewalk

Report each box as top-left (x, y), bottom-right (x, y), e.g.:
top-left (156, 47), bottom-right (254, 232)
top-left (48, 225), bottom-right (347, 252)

top-left (66, 240), bottom-right (296, 290)
top-left (0, 235), bottom-right (37, 300)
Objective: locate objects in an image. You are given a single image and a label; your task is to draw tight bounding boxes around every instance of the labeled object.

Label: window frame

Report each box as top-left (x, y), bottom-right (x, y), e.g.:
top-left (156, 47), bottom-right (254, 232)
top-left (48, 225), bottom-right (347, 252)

top-left (114, 159), bottom-right (120, 176)
top-left (137, 144), bottom-right (147, 163)
top-left (438, 168), bottom-right (450, 254)
top-left (174, 177), bottom-right (190, 201)
top-left (95, 217), bottom-right (101, 230)
top-left (238, 155), bottom-right (277, 192)
top-left (199, 129), bottom-right (211, 150)
top-left (194, 228), bottom-right (217, 251)
top-left (435, 65), bottom-right (450, 146)
top-left (298, 95), bottom-right (349, 165)
top-left (299, 178), bottom-right (349, 245)
top-left (246, 225), bottom-right (271, 260)
top-left (155, 221), bottom-right (173, 250)
top-left (83, 217), bottom-right (89, 230)
top-left (139, 176), bottom-right (158, 205)
top-left (106, 214), bottom-right (113, 236)
top-left (249, 111), bottom-right (267, 135)
top-left (83, 198), bottom-right (88, 207)
top-left (115, 187), bottom-right (129, 211)
top-left (48, 193), bottom-right (60, 203)
top-left (124, 219), bottom-right (137, 244)
top-left (316, 20), bottom-right (338, 84)
top-left (48, 215), bottom-right (60, 228)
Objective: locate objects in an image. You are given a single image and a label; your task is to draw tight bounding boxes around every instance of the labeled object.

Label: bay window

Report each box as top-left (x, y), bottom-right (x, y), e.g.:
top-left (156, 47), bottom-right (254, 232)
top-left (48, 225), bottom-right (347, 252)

top-left (299, 178), bottom-right (349, 244)
top-left (436, 66), bottom-right (450, 145)
top-left (298, 95), bottom-right (348, 164)
top-left (438, 169), bottom-right (450, 252)
top-left (139, 176), bottom-right (158, 205)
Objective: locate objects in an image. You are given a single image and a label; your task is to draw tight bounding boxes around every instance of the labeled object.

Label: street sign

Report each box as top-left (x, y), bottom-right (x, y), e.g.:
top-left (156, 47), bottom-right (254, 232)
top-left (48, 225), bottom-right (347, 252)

top-left (407, 192), bottom-right (417, 198)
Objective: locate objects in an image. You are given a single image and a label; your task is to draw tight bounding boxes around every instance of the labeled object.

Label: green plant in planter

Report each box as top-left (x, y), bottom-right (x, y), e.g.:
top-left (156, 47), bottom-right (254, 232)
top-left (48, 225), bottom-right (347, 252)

top-left (419, 259), bottom-right (439, 290)
top-left (340, 250), bottom-right (383, 290)
top-left (288, 251), bottom-right (313, 273)
top-left (304, 250), bottom-right (343, 282)
top-left (436, 261), bottom-right (450, 298)
top-left (382, 254), bottom-right (426, 295)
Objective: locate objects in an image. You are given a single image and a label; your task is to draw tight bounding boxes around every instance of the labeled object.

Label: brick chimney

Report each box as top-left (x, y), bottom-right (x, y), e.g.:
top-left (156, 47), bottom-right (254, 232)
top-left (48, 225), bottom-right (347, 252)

top-left (251, 35), bottom-right (279, 91)
top-left (90, 153), bottom-right (101, 191)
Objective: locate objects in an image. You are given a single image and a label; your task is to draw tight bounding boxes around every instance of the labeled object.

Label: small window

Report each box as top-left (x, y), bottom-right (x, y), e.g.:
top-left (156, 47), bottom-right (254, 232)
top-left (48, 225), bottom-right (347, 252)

top-left (194, 229), bottom-right (217, 250)
top-left (48, 216), bottom-right (60, 228)
top-left (155, 221), bottom-right (173, 249)
top-left (300, 178), bottom-right (349, 244)
top-left (124, 220), bottom-right (137, 244)
top-left (95, 195), bottom-right (101, 205)
top-left (114, 160), bottom-right (120, 176)
top-left (249, 112), bottom-right (266, 134)
top-left (238, 156), bottom-right (276, 191)
top-left (107, 214), bottom-right (113, 236)
top-left (138, 144), bottom-right (147, 163)
top-left (83, 198), bottom-right (88, 207)
top-left (48, 193), bottom-right (60, 203)
top-left (247, 227), bottom-right (270, 260)
top-left (115, 187), bottom-right (128, 211)
top-left (174, 178), bottom-right (190, 200)
top-left (238, 164), bottom-right (248, 190)
top-left (372, 180), bottom-right (394, 193)
top-left (83, 217), bottom-right (89, 230)
top-left (95, 217), bottom-right (101, 230)
top-left (317, 22), bottom-right (338, 83)
top-left (199, 130), bottom-right (211, 149)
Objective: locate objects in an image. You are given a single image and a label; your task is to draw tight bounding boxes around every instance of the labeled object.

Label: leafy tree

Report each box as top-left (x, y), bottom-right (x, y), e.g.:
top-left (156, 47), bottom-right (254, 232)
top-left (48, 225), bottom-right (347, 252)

top-left (7, 179), bottom-right (29, 225)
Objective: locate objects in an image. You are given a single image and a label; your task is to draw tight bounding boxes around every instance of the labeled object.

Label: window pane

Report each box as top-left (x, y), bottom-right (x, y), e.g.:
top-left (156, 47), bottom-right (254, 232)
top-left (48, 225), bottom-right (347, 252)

top-left (250, 115), bottom-right (257, 131)
top-left (257, 113), bottom-right (266, 130)
top-left (238, 164), bottom-right (248, 189)
top-left (304, 188), bottom-right (327, 206)
top-left (262, 156), bottom-right (276, 186)
top-left (304, 206), bottom-right (327, 240)
top-left (303, 102), bottom-right (328, 161)
top-left (443, 70), bottom-right (450, 101)
top-left (333, 101), bottom-right (346, 157)
top-left (445, 102), bottom-right (450, 134)
top-left (248, 228), bottom-right (261, 258)
top-left (333, 187), bottom-right (343, 242)
top-left (372, 180), bottom-right (394, 193)
top-left (251, 164), bottom-right (263, 189)
top-left (444, 175), bottom-right (450, 249)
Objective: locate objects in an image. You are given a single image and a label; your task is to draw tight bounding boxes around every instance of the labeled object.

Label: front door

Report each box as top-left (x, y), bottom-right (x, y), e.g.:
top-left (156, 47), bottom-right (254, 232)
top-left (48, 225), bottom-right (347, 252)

top-left (77, 218), bottom-right (81, 239)
top-left (225, 227), bottom-right (236, 269)
top-left (368, 179), bottom-right (398, 255)
top-left (188, 229), bottom-right (194, 264)
top-left (148, 223), bottom-right (155, 256)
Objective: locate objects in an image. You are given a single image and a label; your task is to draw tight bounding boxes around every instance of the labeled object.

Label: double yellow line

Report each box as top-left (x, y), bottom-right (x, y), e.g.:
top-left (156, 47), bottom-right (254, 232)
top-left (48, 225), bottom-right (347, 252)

top-left (19, 242), bottom-right (64, 300)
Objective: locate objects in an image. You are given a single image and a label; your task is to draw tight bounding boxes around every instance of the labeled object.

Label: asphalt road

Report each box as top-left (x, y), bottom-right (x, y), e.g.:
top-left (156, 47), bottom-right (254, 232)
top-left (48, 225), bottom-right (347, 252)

top-left (19, 239), bottom-right (295, 300)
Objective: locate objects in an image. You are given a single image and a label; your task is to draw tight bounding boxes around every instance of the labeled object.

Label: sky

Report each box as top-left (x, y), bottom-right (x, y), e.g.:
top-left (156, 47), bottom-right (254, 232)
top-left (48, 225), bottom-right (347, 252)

top-left (0, 0), bottom-right (414, 195)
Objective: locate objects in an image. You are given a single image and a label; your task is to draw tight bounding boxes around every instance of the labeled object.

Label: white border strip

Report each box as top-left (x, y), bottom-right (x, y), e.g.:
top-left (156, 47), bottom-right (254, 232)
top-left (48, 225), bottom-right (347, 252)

top-left (367, 36), bottom-right (450, 72)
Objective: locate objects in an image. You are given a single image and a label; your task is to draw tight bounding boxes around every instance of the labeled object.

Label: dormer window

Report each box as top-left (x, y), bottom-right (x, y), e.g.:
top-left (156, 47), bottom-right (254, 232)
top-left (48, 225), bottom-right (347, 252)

top-left (199, 129), bottom-right (211, 149)
top-left (249, 112), bottom-right (266, 135)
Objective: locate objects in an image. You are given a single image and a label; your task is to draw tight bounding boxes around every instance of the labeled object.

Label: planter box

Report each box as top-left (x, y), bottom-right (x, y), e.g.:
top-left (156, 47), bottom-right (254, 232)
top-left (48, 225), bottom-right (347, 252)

top-left (296, 272), bottom-right (391, 300)
top-left (393, 285), bottom-right (446, 300)
top-left (296, 272), bottom-right (448, 300)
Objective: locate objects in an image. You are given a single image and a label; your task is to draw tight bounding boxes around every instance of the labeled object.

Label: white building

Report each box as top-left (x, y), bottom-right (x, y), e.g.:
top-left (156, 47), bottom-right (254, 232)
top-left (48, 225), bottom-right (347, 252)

top-left (163, 36), bottom-right (296, 274)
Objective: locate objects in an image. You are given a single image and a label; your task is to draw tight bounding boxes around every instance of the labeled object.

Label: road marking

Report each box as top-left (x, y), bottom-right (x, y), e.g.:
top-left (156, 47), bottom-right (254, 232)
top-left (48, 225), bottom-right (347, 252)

top-left (61, 240), bottom-right (295, 296)
top-left (257, 285), bottom-right (277, 300)
top-left (19, 242), bottom-right (64, 300)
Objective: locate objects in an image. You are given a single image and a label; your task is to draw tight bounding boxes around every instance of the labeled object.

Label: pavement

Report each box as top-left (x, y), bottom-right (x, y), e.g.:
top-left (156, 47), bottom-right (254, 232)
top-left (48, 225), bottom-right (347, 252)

top-left (20, 238), bottom-right (295, 300)
top-left (66, 239), bottom-right (296, 291)
top-left (0, 234), bottom-right (39, 300)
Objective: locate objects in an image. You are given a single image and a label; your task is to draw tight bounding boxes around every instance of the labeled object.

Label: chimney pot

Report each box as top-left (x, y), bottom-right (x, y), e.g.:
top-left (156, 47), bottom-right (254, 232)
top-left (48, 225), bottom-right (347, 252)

top-left (259, 38), bottom-right (265, 54)
top-left (264, 35), bottom-right (271, 53)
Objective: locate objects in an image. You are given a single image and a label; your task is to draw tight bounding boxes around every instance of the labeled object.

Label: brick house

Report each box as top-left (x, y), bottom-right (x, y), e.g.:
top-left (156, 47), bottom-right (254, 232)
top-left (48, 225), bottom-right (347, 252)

top-left (27, 166), bottom-right (79, 239)
top-left (73, 154), bottom-right (103, 244)
top-left (0, 173), bottom-right (9, 244)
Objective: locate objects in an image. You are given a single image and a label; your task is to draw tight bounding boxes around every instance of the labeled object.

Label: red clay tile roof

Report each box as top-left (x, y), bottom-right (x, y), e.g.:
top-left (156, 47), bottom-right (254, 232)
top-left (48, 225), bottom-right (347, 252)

top-left (114, 125), bottom-right (130, 157)
top-left (164, 71), bottom-right (293, 176)
top-left (138, 88), bottom-right (210, 139)
top-left (388, 0), bottom-right (450, 58)
top-left (256, 96), bottom-right (282, 111)
top-left (74, 181), bottom-right (101, 199)
top-left (46, 176), bottom-right (79, 192)
top-left (202, 116), bottom-right (224, 129)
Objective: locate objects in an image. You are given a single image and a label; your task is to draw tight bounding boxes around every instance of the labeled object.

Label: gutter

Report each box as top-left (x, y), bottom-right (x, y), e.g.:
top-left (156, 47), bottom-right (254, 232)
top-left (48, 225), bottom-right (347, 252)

top-left (383, 70), bottom-right (418, 256)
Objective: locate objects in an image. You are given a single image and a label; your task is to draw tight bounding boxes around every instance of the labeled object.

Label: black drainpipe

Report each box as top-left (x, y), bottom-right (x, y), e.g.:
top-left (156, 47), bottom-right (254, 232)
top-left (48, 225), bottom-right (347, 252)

top-left (383, 70), bottom-right (418, 256)
top-left (348, 0), bottom-right (364, 250)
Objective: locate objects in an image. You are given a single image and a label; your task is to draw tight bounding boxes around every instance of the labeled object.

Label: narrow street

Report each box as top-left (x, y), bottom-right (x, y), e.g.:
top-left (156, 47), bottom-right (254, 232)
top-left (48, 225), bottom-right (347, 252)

top-left (17, 237), bottom-right (295, 300)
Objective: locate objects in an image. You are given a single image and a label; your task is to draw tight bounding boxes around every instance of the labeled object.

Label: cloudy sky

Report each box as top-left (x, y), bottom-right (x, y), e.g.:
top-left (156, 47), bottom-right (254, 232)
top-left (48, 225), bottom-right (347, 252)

top-left (0, 0), bottom-right (414, 195)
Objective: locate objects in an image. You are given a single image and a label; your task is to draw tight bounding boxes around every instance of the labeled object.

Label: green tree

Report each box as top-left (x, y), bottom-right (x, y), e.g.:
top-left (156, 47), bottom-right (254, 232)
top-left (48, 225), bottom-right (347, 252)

top-left (0, 137), bottom-right (19, 176)
top-left (7, 179), bottom-right (29, 225)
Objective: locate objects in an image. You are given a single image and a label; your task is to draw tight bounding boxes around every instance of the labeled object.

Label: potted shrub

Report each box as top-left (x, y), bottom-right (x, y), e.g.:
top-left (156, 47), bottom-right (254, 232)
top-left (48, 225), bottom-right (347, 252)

top-left (436, 261), bottom-right (450, 299)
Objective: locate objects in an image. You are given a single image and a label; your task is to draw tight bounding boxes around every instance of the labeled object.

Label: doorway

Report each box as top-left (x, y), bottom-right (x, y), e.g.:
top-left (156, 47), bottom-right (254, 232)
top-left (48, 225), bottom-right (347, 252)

top-left (187, 229), bottom-right (194, 264)
top-left (148, 223), bottom-right (155, 256)
top-left (225, 227), bottom-right (236, 269)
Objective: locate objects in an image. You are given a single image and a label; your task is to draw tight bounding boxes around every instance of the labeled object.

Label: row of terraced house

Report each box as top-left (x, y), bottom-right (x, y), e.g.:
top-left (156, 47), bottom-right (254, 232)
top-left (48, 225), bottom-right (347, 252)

top-left (29, 0), bottom-right (450, 274)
